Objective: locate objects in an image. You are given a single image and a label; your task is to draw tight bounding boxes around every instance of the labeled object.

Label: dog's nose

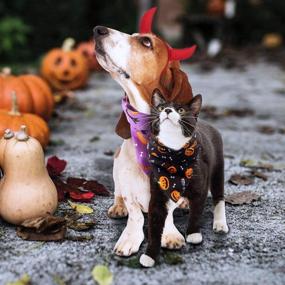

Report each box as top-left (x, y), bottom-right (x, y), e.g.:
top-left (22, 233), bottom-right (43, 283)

top-left (165, 108), bottom-right (172, 115)
top-left (93, 26), bottom-right (109, 39)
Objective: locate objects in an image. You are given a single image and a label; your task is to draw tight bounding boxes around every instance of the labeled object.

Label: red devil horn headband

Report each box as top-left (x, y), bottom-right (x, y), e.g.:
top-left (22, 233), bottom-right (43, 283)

top-left (139, 7), bottom-right (197, 62)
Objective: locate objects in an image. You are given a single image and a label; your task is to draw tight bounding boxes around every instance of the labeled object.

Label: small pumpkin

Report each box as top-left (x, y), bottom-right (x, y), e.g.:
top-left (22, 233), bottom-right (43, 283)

top-left (207, 0), bottom-right (225, 16)
top-left (76, 40), bottom-right (103, 71)
top-left (41, 38), bottom-right (89, 91)
top-left (0, 126), bottom-right (58, 225)
top-left (185, 167), bottom-right (193, 179)
top-left (0, 68), bottom-right (54, 121)
top-left (0, 92), bottom-right (50, 148)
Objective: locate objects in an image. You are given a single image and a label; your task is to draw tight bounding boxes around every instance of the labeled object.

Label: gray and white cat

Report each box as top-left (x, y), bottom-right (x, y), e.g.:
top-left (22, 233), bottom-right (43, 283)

top-left (140, 89), bottom-right (229, 267)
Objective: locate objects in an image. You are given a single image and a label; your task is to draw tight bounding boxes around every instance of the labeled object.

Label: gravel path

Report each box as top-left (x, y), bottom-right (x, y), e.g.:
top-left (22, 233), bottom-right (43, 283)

top-left (0, 61), bottom-right (284, 285)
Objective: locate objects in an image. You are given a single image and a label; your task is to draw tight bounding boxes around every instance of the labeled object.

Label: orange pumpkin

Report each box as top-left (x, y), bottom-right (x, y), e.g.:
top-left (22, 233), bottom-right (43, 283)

top-left (0, 68), bottom-right (54, 121)
top-left (76, 40), bottom-right (103, 71)
top-left (0, 92), bottom-right (50, 148)
top-left (41, 38), bottom-right (89, 91)
top-left (207, 0), bottom-right (225, 16)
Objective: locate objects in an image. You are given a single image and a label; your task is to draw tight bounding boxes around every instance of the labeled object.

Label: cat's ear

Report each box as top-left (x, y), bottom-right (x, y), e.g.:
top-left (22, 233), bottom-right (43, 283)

top-left (152, 89), bottom-right (165, 107)
top-left (189, 94), bottom-right (202, 117)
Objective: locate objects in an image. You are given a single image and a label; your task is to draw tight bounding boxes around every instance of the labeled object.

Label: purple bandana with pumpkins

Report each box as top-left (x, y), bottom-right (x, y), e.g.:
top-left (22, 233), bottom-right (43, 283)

top-left (121, 96), bottom-right (151, 175)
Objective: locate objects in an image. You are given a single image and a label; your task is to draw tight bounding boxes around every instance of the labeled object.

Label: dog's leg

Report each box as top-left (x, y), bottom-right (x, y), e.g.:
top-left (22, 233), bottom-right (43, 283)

top-left (140, 181), bottom-right (168, 267)
top-left (108, 147), bottom-right (128, 219)
top-left (161, 200), bottom-right (185, 249)
top-left (186, 192), bottom-right (207, 244)
top-left (210, 157), bottom-right (229, 233)
top-left (114, 198), bottom-right (145, 256)
top-left (113, 140), bottom-right (150, 256)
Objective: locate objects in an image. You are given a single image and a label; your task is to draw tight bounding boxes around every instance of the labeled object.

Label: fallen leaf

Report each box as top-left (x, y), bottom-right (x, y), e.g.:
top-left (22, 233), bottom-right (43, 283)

top-left (83, 180), bottom-right (110, 196)
top-left (17, 215), bottom-right (66, 241)
top-left (69, 191), bottom-right (95, 201)
top-left (68, 201), bottom-right (93, 214)
top-left (90, 136), bottom-right (100, 142)
top-left (67, 220), bottom-right (96, 231)
top-left (257, 125), bottom-right (275, 134)
top-left (49, 139), bottom-right (65, 147)
top-left (225, 191), bottom-right (261, 205)
top-left (115, 256), bottom-right (141, 269)
top-left (223, 108), bottom-right (255, 117)
top-left (229, 174), bottom-right (254, 185)
top-left (6, 274), bottom-right (31, 285)
top-left (92, 265), bottom-right (113, 285)
top-left (104, 150), bottom-right (114, 156)
top-left (47, 156), bottom-right (67, 176)
top-left (250, 170), bottom-right (268, 181)
top-left (240, 160), bottom-right (274, 171)
top-left (66, 234), bottom-right (94, 242)
top-left (163, 252), bottom-right (184, 265)
top-left (52, 275), bottom-right (66, 285)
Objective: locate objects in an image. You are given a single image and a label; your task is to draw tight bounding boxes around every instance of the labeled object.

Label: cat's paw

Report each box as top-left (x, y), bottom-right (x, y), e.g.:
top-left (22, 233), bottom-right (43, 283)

top-left (140, 254), bottom-right (155, 267)
top-left (213, 220), bottom-right (229, 233)
top-left (186, 233), bottom-right (203, 244)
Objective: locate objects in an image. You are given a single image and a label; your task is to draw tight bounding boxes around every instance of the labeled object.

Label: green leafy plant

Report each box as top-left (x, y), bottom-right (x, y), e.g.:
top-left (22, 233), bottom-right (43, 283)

top-left (0, 17), bottom-right (30, 58)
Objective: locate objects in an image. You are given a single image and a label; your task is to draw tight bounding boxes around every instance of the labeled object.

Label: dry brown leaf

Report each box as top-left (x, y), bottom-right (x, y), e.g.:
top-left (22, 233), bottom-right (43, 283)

top-left (17, 214), bottom-right (66, 241)
top-left (229, 174), bottom-right (254, 185)
top-left (225, 191), bottom-right (261, 205)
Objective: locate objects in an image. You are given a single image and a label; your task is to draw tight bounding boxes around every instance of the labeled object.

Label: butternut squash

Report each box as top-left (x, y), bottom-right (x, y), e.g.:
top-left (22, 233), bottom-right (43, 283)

top-left (0, 126), bottom-right (58, 225)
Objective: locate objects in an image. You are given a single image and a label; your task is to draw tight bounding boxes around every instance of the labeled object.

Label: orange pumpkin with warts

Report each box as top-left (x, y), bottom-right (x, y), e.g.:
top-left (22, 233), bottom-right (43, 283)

top-left (0, 68), bottom-right (54, 121)
top-left (0, 92), bottom-right (50, 148)
top-left (41, 38), bottom-right (89, 91)
top-left (76, 40), bottom-right (103, 71)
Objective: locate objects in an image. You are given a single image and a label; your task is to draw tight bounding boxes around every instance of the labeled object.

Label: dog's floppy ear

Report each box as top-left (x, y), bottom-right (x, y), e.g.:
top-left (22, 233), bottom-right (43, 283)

top-left (152, 89), bottom-right (165, 107)
top-left (115, 112), bottom-right (131, 139)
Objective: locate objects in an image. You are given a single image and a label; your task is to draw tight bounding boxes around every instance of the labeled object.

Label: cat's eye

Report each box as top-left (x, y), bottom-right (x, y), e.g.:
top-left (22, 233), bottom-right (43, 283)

top-left (178, 107), bottom-right (185, 114)
top-left (158, 105), bottom-right (164, 112)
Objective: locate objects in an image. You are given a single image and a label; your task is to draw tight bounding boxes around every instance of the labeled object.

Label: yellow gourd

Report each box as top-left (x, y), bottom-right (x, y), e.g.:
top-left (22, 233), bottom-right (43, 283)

top-left (0, 126), bottom-right (58, 225)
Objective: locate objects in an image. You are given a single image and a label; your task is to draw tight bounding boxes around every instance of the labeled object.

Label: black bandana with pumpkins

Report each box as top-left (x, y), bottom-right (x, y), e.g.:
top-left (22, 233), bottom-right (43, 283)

top-left (148, 134), bottom-right (201, 202)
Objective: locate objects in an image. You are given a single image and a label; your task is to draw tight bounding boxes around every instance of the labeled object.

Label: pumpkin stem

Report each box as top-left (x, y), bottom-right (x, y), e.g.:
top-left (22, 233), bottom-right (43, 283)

top-left (62, 38), bottom-right (76, 51)
top-left (16, 125), bottom-right (29, 142)
top-left (9, 91), bottom-right (21, 116)
top-left (4, 129), bottom-right (14, 140)
top-left (1, 67), bottom-right (12, 76)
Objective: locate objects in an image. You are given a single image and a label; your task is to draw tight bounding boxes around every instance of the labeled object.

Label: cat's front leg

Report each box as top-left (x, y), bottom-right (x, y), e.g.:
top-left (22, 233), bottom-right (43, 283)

top-left (140, 185), bottom-right (168, 267)
top-left (186, 191), bottom-right (208, 244)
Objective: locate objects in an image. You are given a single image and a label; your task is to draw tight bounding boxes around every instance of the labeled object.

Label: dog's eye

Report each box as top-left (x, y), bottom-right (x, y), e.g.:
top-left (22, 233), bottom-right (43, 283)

top-left (140, 37), bottom-right (152, 48)
top-left (158, 106), bottom-right (164, 112)
top-left (178, 108), bottom-right (185, 114)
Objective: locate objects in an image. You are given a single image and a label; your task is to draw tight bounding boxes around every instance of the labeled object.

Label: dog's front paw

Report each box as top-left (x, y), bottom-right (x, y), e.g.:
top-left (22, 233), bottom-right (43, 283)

top-left (161, 231), bottom-right (185, 249)
top-left (140, 254), bottom-right (155, 267)
top-left (114, 232), bottom-right (144, 256)
top-left (186, 233), bottom-right (203, 244)
top-left (213, 220), bottom-right (229, 233)
top-left (108, 203), bottom-right (128, 219)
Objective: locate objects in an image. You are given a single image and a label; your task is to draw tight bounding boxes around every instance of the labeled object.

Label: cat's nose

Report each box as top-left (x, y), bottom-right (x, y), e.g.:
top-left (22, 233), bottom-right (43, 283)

top-left (165, 108), bottom-right (172, 115)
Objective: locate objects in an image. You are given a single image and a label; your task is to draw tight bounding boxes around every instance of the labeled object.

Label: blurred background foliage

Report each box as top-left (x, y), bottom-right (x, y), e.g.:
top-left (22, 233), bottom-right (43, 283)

top-left (0, 0), bottom-right (284, 64)
top-left (0, 0), bottom-right (138, 63)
